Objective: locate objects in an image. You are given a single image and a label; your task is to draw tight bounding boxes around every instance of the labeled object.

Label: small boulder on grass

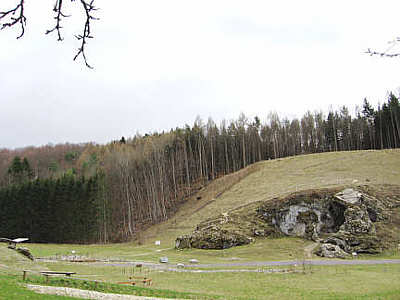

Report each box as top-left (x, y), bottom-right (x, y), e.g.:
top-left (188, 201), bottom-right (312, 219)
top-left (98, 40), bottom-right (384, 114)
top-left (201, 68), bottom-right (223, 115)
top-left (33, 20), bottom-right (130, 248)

top-left (189, 259), bottom-right (199, 264)
top-left (159, 257), bottom-right (168, 263)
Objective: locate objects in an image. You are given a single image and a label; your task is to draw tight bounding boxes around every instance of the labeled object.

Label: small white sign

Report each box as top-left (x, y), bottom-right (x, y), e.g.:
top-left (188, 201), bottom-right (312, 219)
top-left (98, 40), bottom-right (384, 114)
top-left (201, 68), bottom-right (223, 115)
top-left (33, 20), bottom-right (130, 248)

top-left (155, 240), bottom-right (161, 245)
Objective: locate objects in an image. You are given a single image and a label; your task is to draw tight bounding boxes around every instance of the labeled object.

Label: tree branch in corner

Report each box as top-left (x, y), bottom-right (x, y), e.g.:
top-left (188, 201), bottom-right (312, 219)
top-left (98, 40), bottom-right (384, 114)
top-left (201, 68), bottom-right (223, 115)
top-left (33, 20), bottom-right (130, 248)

top-left (0, 0), bottom-right (98, 68)
top-left (0, 0), bottom-right (26, 39)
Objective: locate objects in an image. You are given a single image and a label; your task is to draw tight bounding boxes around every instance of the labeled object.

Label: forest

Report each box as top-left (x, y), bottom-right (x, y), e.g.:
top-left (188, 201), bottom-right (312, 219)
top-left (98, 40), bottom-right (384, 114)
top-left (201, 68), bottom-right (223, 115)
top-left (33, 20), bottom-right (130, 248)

top-left (0, 94), bottom-right (399, 243)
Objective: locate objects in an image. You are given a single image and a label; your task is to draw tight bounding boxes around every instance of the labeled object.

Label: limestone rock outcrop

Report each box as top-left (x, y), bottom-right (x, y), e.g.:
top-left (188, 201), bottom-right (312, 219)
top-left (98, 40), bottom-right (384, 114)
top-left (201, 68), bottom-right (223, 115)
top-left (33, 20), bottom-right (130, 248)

top-left (175, 187), bottom-right (390, 256)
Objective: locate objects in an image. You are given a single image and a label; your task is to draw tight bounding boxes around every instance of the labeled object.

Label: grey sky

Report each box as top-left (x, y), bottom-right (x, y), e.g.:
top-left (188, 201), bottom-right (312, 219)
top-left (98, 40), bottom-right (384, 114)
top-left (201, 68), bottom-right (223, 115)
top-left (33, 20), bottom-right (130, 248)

top-left (1, 0), bottom-right (400, 148)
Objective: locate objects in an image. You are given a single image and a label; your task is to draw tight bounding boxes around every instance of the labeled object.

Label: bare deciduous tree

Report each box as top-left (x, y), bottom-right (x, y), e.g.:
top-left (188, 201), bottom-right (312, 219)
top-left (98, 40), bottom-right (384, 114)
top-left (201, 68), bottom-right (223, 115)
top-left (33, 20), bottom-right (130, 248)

top-left (0, 0), bottom-right (98, 68)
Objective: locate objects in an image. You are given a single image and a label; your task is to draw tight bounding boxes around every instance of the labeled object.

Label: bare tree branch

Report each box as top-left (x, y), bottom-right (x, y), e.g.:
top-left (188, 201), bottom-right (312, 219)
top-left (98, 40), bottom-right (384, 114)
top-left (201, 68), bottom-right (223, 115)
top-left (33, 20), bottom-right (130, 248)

top-left (0, 0), bottom-right (98, 68)
top-left (366, 37), bottom-right (400, 57)
top-left (45, 0), bottom-right (71, 41)
top-left (73, 0), bottom-right (98, 69)
top-left (0, 0), bottom-right (26, 39)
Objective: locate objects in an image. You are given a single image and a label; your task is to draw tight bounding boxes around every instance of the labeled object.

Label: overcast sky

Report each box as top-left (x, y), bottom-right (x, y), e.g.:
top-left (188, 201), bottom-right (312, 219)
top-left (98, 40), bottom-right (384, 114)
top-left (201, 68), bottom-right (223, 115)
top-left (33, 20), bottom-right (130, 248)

top-left (1, 0), bottom-right (400, 149)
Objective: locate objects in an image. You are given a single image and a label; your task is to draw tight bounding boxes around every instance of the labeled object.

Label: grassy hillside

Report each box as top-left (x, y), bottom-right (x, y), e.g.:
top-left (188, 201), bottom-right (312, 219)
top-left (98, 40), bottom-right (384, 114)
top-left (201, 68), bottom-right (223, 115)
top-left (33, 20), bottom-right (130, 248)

top-left (143, 149), bottom-right (400, 244)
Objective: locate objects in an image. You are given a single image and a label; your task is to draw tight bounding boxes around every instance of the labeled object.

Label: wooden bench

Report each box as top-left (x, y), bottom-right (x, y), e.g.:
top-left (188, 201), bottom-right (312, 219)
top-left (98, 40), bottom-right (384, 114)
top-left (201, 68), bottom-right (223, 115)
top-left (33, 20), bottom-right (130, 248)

top-left (40, 271), bottom-right (76, 282)
top-left (22, 270), bottom-right (76, 282)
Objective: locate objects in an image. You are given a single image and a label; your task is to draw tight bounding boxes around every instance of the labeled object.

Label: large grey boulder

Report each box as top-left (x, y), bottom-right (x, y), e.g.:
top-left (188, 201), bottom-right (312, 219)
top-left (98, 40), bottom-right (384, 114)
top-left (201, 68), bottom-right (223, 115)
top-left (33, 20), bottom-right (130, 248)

top-left (323, 236), bottom-right (347, 251)
top-left (175, 226), bottom-right (253, 250)
top-left (315, 243), bottom-right (349, 259)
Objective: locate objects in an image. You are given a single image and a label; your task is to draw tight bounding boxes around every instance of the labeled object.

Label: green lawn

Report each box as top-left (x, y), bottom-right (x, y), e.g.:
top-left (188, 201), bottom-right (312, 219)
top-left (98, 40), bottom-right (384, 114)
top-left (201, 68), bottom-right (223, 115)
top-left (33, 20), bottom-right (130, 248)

top-left (146, 264), bottom-right (400, 299)
top-left (3, 264), bottom-right (400, 299)
top-left (0, 275), bottom-right (75, 300)
top-left (28, 237), bottom-right (311, 265)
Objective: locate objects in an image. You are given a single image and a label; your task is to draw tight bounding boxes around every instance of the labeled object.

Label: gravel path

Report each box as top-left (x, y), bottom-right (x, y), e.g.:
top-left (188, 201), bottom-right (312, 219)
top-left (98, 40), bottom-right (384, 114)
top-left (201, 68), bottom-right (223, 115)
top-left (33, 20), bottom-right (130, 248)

top-left (103, 258), bottom-right (400, 269)
top-left (27, 284), bottom-right (172, 300)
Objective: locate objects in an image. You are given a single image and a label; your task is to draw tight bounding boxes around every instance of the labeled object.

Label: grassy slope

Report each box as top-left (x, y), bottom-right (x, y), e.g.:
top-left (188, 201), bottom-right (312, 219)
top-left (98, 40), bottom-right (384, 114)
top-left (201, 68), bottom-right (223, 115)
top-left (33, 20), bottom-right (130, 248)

top-left (145, 150), bottom-right (400, 241)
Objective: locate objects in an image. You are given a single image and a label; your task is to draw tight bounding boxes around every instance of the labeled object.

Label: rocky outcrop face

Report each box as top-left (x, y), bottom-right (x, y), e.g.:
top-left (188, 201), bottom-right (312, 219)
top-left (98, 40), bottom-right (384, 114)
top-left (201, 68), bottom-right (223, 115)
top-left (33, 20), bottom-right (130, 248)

top-left (176, 212), bottom-right (255, 250)
top-left (257, 190), bottom-right (348, 240)
top-left (317, 190), bottom-right (381, 255)
top-left (340, 206), bottom-right (374, 235)
top-left (175, 187), bottom-right (387, 255)
top-left (326, 231), bottom-right (381, 254)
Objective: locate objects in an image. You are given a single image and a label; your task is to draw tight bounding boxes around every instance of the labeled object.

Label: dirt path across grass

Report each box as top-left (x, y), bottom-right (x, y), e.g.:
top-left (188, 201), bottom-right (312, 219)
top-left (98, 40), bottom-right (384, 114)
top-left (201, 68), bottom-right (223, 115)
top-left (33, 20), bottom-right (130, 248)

top-left (27, 284), bottom-right (176, 300)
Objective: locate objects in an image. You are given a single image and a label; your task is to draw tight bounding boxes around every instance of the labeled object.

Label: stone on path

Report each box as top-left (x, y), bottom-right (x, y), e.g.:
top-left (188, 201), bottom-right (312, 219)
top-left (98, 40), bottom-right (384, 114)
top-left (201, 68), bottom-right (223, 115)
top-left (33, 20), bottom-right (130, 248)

top-left (159, 257), bottom-right (168, 263)
top-left (189, 259), bottom-right (199, 264)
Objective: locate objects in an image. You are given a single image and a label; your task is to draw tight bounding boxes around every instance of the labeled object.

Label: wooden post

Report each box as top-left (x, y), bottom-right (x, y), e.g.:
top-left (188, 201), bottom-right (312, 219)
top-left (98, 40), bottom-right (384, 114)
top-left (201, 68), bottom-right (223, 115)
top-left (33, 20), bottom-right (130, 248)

top-left (23, 270), bottom-right (27, 281)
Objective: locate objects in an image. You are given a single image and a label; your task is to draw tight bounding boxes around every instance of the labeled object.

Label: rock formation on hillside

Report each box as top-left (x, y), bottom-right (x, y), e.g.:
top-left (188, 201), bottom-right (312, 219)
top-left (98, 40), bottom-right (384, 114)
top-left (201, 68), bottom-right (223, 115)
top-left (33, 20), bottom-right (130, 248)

top-left (175, 186), bottom-right (400, 257)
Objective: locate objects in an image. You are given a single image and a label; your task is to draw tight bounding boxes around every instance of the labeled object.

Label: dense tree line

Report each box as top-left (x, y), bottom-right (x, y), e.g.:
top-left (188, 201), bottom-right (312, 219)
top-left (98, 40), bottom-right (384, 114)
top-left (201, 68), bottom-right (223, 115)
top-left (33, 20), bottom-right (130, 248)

top-left (0, 174), bottom-right (102, 243)
top-left (0, 94), bottom-right (399, 243)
